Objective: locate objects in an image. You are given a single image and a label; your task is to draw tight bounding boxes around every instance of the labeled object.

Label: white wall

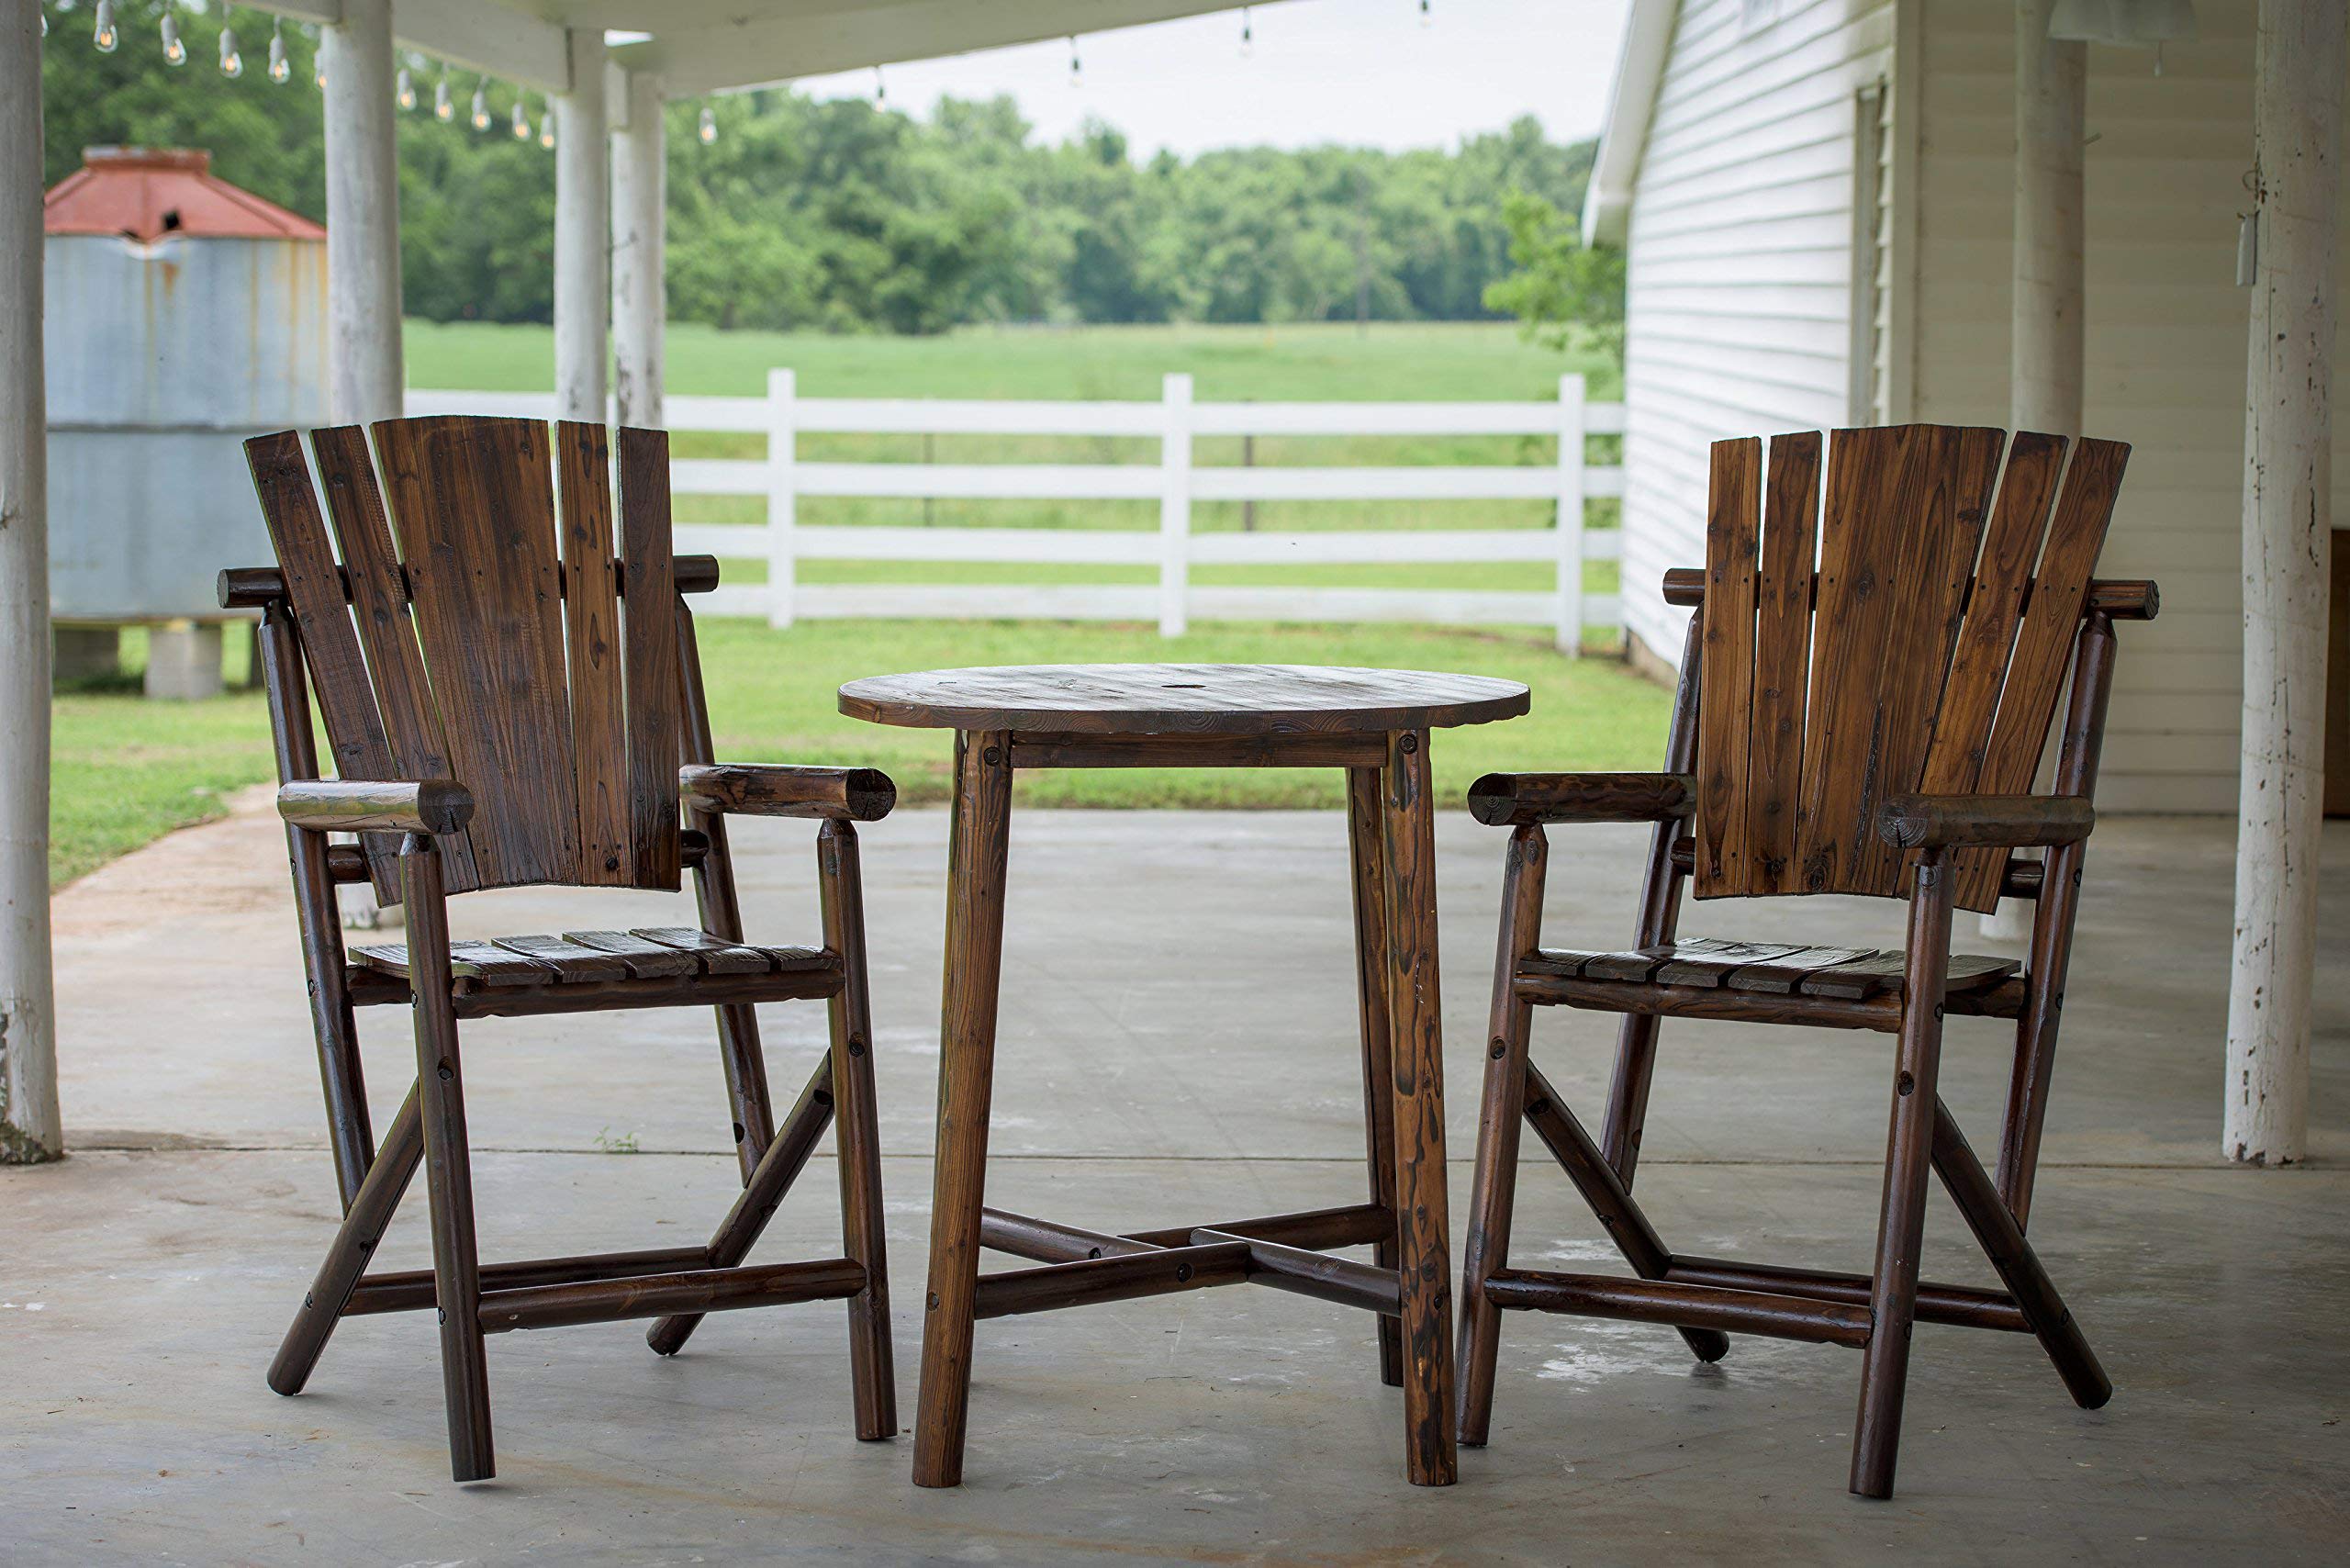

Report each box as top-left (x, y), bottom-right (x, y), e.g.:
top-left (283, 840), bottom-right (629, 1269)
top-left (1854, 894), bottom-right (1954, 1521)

top-left (1617, 0), bottom-right (1903, 667)
top-left (1910, 0), bottom-right (2277, 813)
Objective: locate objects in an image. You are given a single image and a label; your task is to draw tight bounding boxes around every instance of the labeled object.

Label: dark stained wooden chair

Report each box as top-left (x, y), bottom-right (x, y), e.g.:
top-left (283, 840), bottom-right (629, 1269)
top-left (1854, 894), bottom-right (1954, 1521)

top-left (1455, 425), bottom-right (2159, 1499)
top-left (224, 416), bottom-right (896, 1482)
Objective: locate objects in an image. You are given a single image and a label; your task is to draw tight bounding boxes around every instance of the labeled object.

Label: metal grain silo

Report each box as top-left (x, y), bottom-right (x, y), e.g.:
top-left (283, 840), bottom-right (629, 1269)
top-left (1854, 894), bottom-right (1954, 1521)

top-left (44, 146), bottom-right (328, 697)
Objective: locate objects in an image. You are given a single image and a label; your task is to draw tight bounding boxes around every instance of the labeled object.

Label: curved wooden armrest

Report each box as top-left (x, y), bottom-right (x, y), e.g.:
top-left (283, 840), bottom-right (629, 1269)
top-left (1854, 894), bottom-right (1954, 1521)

top-left (279, 779), bottom-right (475, 835)
top-left (680, 763), bottom-right (896, 822)
top-left (1875, 793), bottom-right (2094, 851)
top-left (1468, 772), bottom-right (1695, 827)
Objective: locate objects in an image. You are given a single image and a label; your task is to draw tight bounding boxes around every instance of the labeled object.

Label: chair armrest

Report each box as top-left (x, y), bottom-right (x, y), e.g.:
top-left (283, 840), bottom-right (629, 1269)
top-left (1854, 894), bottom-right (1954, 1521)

top-left (1875, 793), bottom-right (2094, 851)
top-left (680, 763), bottom-right (896, 822)
top-left (278, 779), bottom-right (475, 835)
top-left (1468, 772), bottom-right (1695, 827)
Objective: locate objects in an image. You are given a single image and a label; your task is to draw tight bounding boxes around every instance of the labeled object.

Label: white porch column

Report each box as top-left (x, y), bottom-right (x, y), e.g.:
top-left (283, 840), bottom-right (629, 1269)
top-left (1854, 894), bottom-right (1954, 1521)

top-left (611, 73), bottom-right (666, 430)
top-left (2226, 0), bottom-right (2344, 1167)
top-left (1987, 0), bottom-right (2087, 944)
top-left (321, 0), bottom-right (404, 423)
top-left (554, 28), bottom-right (610, 422)
top-left (0, 0), bottom-right (62, 1162)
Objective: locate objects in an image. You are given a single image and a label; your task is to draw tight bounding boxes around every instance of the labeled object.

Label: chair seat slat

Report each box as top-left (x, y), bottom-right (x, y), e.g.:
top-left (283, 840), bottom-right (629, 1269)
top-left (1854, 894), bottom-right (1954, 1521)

top-left (1525, 940), bottom-right (2018, 1001)
top-left (561, 929), bottom-right (703, 978)
top-left (491, 935), bottom-right (632, 983)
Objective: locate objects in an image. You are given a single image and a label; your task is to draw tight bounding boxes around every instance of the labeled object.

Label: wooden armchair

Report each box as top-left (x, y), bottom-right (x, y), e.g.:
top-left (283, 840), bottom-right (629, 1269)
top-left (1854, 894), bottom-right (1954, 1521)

top-left (225, 416), bottom-right (895, 1482)
top-left (1455, 425), bottom-right (2157, 1499)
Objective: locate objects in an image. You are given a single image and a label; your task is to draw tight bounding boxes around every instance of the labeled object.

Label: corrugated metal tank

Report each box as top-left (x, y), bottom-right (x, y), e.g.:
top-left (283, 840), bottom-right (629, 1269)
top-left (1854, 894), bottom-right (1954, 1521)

top-left (44, 147), bottom-right (329, 622)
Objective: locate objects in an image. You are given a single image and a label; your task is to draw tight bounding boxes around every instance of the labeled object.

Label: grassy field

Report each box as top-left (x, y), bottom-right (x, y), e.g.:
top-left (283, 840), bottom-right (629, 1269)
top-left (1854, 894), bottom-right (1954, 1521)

top-left (51, 322), bottom-right (1665, 886)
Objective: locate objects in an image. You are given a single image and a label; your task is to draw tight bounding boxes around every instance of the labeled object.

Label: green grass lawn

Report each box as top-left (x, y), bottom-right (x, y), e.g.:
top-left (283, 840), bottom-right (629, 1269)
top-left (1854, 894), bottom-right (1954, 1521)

top-left (51, 322), bottom-right (1662, 886)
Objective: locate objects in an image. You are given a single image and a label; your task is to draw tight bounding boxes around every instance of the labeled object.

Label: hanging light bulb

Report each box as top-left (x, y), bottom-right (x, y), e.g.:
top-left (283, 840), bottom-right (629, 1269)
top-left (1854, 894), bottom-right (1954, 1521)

top-left (872, 66), bottom-right (886, 106)
top-left (268, 18), bottom-right (289, 83)
top-left (94, 2), bottom-right (118, 53)
top-left (512, 95), bottom-right (532, 140)
top-left (397, 65), bottom-right (416, 111)
top-left (1419, 0), bottom-right (1433, 27)
top-left (218, 20), bottom-right (242, 79)
top-left (1068, 35), bottom-right (1082, 88)
top-left (433, 67), bottom-right (453, 121)
top-left (470, 80), bottom-right (491, 131)
top-left (699, 106), bottom-right (718, 144)
top-left (315, 28), bottom-right (326, 89)
top-left (161, 10), bottom-right (186, 66)
top-left (539, 106), bottom-right (557, 149)
top-left (1240, 8), bottom-right (1254, 56)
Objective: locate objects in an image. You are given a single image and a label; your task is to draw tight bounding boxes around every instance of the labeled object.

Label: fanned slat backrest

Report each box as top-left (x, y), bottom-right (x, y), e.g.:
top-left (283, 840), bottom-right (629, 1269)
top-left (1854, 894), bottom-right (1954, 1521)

top-left (1692, 425), bottom-right (2129, 913)
top-left (243, 417), bottom-right (687, 902)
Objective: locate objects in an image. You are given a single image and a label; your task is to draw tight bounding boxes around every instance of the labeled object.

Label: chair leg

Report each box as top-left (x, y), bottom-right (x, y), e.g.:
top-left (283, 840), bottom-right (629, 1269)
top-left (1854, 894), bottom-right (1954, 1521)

top-left (1851, 849), bottom-right (1954, 1501)
top-left (913, 731), bottom-right (1013, 1489)
top-left (819, 820), bottom-right (899, 1440)
top-left (1346, 767), bottom-right (1404, 1389)
top-left (1459, 824), bottom-right (1546, 1446)
top-left (269, 1086), bottom-right (423, 1395)
top-left (403, 834), bottom-right (495, 1484)
top-left (1380, 730), bottom-right (1458, 1487)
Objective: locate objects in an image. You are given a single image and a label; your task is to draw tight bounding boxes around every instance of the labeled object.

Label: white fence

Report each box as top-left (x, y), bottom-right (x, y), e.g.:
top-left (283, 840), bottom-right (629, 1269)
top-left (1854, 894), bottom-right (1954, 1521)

top-left (406, 372), bottom-right (1623, 651)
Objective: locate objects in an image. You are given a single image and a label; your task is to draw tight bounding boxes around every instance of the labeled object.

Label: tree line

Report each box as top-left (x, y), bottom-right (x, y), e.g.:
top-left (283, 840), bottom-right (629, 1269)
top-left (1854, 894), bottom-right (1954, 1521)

top-left (41, 2), bottom-right (1596, 336)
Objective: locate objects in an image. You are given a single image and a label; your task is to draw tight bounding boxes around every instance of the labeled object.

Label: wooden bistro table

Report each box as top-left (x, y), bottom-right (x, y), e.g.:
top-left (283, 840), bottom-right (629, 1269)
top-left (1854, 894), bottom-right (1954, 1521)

top-left (837, 664), bottom-right (1529, 1489)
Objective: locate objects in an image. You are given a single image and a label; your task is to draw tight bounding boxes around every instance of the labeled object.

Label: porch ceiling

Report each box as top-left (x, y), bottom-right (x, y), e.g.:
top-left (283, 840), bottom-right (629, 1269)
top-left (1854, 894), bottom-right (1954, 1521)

top-left (256, 0), bottom-right (1274, 99)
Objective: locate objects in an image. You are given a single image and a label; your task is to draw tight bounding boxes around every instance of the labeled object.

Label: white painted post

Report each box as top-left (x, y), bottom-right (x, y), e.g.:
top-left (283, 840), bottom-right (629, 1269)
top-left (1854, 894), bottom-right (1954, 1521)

top-left (767, 368), bottom-right (798, 628)
top-left (1555, 372), bottom-right (1589, 655)
top-left (2226, 0), bottom-right (2343, 1167)
top-left (610, 71), bottom-right (666, 431)
top-left (0, 0), bottom-right (60, 1163)
top-left (554, 28), bottom-right (610, 422)
top-left (1159, 373), bottom-right (1192, 637)
top-left (1986, 1), bottom-right (2087, 944)
top-left (320, 0), bottom-right (402, 423)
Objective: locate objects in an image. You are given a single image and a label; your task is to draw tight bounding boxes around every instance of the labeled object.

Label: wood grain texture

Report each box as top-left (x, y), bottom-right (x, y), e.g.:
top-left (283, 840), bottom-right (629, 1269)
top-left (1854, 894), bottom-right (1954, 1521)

top-left (1747, 431), bottom-right (1821, 893)
top-left (243, 431), bottom-right (402, 891)
top-left (555, 420), bottom-right (632, 887)
top-left (1347, 767), bottom-right (1405, 1389)
top-left (1692, 437), bottom-right (1760, 895)
top-left (370, 417), bottom-right (580, 889)
top-left (308, 425), bottom-right (480, 893)
top-left (617, 426), bottom-right (683, 890)
top-left (839, 664), bottom-right (1528, 736)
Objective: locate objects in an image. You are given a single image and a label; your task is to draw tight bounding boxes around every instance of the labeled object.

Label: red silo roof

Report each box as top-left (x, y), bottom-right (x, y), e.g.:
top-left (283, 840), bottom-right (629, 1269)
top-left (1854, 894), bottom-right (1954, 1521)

top-left (44, 147), bottom-right (325, 243)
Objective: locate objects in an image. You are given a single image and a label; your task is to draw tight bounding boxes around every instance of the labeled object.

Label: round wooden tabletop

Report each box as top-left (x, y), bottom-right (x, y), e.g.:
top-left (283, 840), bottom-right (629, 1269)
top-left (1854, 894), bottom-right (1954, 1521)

top-left (837, 663), bottom-right (1531, 736)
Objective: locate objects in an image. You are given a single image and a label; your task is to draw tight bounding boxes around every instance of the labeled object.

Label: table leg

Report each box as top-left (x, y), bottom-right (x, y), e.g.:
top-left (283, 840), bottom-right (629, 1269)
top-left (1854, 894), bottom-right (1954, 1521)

top-left (913, 729), bottom-right (1015, 1489)
top-left (1379, 729), bottom-right (1459, 1486)
top-left (1346, 767), bottom-right (1405, 1388)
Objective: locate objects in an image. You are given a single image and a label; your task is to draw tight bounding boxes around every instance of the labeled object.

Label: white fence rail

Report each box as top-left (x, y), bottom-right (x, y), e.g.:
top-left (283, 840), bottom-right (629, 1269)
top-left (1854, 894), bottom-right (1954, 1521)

top-left (407, 372), bottom-right (1623, 651)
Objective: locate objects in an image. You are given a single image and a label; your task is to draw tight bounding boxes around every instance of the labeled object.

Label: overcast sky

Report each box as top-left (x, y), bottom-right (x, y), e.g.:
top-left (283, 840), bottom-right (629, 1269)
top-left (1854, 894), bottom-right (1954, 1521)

top-left (791, 0), bottom-right (1631, 157)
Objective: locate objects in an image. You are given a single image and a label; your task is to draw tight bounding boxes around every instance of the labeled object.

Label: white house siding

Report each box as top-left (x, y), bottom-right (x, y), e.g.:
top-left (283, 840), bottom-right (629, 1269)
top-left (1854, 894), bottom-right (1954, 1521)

top-left (1909, 0), bottom-right (2279, 813)
top-left (1617, 0), bottom-right (1903, 669)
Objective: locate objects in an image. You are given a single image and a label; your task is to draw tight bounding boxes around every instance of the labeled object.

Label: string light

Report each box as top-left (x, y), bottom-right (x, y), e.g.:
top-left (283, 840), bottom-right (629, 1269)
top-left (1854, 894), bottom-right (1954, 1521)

top-left (872, 66), bottom-right (886, 106)
top-left (314, 28), bottom-right (326, 88)
top-left (699, 106), bottom-right (718, 144)
top-left (218, 17), bottom-right (241, 78)
top-left (511, 95), bottom-right (532, 140)
top-left (433, 66), bottom-right (453, 121)
top-left (267, 17), bottom-right (289, 83)
top-left (539, 106), bottom-right (557, 149)
top-left (1419, 0), bottom-right (1433, 27)
top-left (1240, 7), bottom-right (1253, 56)
top-left (1067, 34), bottom-right (1082, 88)
top-left (397, 65), bottom-right (416, 111)
top-left (161, 9), bottom-right (185, 66)
top-left (470, 79), bottom-right (491, 131)
top-left (93, 1), bottom-right (118, 53)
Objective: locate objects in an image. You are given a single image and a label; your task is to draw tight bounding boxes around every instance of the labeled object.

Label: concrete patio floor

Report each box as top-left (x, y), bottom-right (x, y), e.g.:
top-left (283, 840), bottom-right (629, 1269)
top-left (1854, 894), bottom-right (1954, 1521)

top-left (4, 793), bottom-right (2345, 1565)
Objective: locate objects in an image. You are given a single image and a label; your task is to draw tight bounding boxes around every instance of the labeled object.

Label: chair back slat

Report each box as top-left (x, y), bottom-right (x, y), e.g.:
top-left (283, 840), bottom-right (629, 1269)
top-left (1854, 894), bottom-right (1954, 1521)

top-left (309, 425), bottom-right (482, 892)
top-left (554, 421), bottom-right (634, 887)
top-left (1747, 431), bottom-right (1823, 894)
top-left (617, 427), bottom-right (684, 890)
top-left (369, 416), bottom-right (582, 889)
top-left (1947, 437), bottom-right (2129, 907)
top-left (1692, 425), bottom-right (2129, 913)
top-left (244, 431), bottom-right (405, 896)
top-left (1692, 438), bottom-right (1760, 890)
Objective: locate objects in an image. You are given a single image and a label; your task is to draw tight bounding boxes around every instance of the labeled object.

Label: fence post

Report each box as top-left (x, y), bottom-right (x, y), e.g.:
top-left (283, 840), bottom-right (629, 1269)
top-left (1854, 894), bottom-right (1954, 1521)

top-left (767, 367), bottom-right (796, 628)
top-left (1554, 372), bottom-right (1588, 655)
top-left (1159, 372), bottom-right (1192, 637)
